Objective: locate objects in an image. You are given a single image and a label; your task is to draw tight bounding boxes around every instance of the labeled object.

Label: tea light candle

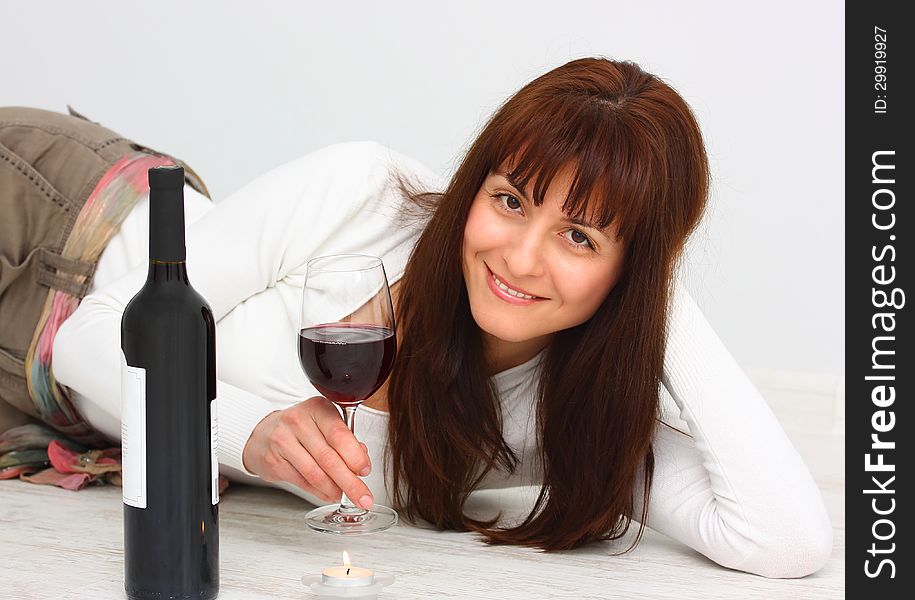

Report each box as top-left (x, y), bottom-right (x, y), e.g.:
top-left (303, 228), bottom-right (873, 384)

top-left (322, 563), bottom-right (374, 587)
top-left (302, 551), bottom-right (395, 599)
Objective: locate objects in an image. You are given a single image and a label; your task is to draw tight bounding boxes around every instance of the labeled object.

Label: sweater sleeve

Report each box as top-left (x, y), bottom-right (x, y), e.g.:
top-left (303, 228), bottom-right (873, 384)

top-left (631, 277), bottom-right (833, 578)
top-left (53, 141), bottom-right (442, 479)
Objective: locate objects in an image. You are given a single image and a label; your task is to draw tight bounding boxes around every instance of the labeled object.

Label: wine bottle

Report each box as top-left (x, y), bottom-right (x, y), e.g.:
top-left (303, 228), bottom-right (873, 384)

top-left (121, 165), bottom-right (219, 600)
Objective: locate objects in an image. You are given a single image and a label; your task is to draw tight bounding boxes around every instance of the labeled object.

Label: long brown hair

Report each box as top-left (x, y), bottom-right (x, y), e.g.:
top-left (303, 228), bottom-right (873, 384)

top-left (386, 57), bottom-right (709, 552)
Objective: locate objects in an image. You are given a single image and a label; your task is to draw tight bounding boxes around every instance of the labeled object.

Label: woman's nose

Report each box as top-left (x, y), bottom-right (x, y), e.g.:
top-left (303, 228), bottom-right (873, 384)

top-left (504, 228), bottom-right (546, 279)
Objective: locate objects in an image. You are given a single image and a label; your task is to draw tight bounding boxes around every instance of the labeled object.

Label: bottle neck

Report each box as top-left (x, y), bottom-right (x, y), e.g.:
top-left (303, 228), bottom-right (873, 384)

top-left (148, 260), bottom-right (190, 284)
top-left (149, 186), bottom-right (186, 262)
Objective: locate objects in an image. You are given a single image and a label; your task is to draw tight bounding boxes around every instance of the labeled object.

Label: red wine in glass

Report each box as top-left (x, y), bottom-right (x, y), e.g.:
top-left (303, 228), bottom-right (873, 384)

top-left (298, 323), bottom-right (396, 407)
top-left (299, 253), bottom-right (398, 535)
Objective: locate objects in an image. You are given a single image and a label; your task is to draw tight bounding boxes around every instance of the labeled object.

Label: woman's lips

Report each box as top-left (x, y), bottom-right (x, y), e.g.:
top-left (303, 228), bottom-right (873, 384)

top-left (485, 265), bottom-right (547, 306)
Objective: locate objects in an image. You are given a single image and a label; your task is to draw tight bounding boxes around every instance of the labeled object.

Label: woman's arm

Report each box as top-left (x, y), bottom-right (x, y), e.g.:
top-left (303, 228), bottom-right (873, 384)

top-left (53, 141), bottom-right (442, 482)
top-left (631, 278), bottom-right (833, 578)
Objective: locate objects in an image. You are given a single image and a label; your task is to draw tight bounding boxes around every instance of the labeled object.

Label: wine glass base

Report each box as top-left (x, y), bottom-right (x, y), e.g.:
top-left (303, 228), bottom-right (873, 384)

top-left (305, 503), bottom-right (398, 535)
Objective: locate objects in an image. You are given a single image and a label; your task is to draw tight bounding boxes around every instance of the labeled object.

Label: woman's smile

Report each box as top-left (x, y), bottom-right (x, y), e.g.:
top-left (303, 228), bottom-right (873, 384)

top-left (485, 263), bottom-right (547, 305)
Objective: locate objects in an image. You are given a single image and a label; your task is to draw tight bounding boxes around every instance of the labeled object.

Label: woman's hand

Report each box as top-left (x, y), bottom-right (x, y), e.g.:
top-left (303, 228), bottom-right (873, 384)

top-left (241, 396), bottom-right (374, 508)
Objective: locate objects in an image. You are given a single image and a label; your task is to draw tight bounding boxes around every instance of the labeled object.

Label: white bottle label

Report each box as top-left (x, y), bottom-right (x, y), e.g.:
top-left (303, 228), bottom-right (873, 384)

top-left (121, 350), bottom-right (147, 509)
top-left (211, 398), bottom-right (219, 505)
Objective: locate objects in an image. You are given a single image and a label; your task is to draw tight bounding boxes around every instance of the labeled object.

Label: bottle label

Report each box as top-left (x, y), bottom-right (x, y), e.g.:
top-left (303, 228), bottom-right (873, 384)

top-left (211, 398), bottom-right (219, 505)
top-left (120, 350), bottom-right (147, 509)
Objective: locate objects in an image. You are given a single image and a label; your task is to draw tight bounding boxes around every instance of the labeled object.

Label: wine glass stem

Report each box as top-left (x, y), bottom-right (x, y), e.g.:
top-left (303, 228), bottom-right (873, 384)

top-left (337, 405), bottom-right (361, 512)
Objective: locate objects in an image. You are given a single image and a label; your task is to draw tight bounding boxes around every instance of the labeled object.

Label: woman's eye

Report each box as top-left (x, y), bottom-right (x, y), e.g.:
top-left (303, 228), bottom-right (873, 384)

top-left (564, 229), bottom-right (595, 250)
top-left (496, 193), bottom-right (522, 212)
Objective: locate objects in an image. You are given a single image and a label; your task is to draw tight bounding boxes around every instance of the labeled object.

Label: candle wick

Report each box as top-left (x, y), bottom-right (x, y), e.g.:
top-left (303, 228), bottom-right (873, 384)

top-left (346, 568), bottom-right (351, 575)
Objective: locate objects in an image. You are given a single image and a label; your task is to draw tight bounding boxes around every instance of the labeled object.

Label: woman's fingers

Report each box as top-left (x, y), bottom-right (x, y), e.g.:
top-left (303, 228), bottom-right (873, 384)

top-left (286, 398), bottom-right (374, 508)
top-left (307, 397), bottom-right (372, 476)
top-left (242, 399), bottom-right (374, 508)
top-left (272, 456), bottom-right (338, 503)
top-left (295, 430), bottom-right (374, 508)
top-left (278, 442), bottom-right (342, 502)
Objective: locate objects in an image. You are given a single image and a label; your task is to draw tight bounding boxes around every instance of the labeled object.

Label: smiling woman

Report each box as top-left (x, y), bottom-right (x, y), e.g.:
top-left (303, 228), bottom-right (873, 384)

top-left (387, 57), bottom-right (711, 554)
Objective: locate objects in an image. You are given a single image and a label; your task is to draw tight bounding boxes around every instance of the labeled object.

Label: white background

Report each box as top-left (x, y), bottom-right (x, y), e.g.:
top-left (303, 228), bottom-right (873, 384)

top-left (1, 1), bottom-right (844, 377)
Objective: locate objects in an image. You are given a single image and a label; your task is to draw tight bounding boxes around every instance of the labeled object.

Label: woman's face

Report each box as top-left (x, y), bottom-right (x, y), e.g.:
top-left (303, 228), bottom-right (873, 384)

top-left (461, 162), bottom-right (626, 353)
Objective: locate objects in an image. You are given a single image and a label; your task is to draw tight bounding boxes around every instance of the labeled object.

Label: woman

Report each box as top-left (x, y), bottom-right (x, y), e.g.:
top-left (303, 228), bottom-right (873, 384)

top-left (8, 58), bottom-right (831, 577)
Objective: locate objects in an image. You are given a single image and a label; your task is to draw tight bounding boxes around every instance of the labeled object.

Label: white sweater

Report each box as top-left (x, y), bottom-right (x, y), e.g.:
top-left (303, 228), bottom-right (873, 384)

top-left (52, 141), bottom-right (832, 578)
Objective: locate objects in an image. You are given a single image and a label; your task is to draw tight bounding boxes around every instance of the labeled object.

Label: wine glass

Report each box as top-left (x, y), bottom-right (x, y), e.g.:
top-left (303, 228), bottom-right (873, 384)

top-left (298, 254), bottom-right (398, 535)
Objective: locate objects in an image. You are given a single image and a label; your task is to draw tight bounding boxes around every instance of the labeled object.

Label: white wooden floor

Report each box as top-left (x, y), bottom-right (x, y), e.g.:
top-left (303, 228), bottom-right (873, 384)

top-left (0, 371), bottom-right (844, 599)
